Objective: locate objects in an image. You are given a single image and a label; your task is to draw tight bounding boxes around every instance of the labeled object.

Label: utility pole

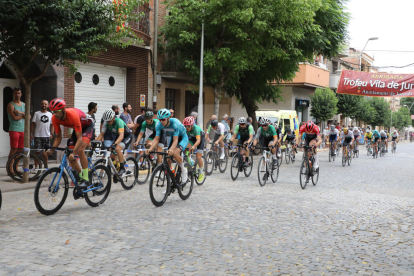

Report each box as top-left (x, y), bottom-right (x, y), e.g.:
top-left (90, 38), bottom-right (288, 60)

top-left (151, 0), bottom-right (159, 110)
top-left (197, 1), bottom-right (206, 128)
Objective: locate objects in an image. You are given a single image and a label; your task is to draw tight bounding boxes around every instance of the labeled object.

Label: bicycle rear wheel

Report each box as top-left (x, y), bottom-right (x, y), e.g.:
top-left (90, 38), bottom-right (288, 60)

top-left (230, 154), bottom-right (240, 181)
top-left (218, 153), bottom-right (228, 173)
top-left (205, 151), bottom-right (215, 175)
top-left (312, 167), bottom-right (319, 186)
top-left (271, 159), bottom-right (279, 183)
top-left (257, 157), bottom-right (267, 187)
top-left (119, 157), bottom-right (138, 190)
top-left (85, 164), bottom-right (112, 207)
top-left (285, 148), bottom-right (291, 164)
top-left (34, 167), bottom-right (69, 216)
top-left (149, 165), bottom-right (170, 207)
top-left (243, 155), bottom-right (253, 177)
top-left (136, 154), bottom-right (151, 184)
top-left (299, 158), bottom-right (309, 189)
top-left (195, 156), bottom-right (207, 186)
top-left (177, 163), bottom-right (194, 200)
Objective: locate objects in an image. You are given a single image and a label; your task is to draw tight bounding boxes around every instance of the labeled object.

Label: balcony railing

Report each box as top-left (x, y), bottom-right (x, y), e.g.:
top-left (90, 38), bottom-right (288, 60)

top-left (129, 5), bottom-right (150, 36)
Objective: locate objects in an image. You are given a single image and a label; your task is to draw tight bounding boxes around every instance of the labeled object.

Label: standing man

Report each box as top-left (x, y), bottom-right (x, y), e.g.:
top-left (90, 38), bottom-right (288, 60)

top-left (31, 100), bottom-right (54, 163)
top-left (100, 104), bottom-right (119, 153)
top-left (120, 103), bottom-right (134, 130)
top-left (7, 87), bottom-right (26, 175)
top-left (133, 107), bottom-right (147, 149)
top-left (221, 114), bottom-right (231, 141)
top-left (169, 109), bottom-right (175, 118)
top-left (191, 111), bottom-right (198, 125)
top-left (87, 102), bottom-right (97, 141)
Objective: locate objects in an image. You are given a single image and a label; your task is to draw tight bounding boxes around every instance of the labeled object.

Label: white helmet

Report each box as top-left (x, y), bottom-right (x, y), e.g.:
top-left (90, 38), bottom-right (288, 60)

top-left (259, 117), bottom-right (270, 125)
top-left (380, 130), bottom-right (385, 134)
top-left (102, 109), bottom-right (115, 121)
top-left (238, 117), bottom-right (247, 124)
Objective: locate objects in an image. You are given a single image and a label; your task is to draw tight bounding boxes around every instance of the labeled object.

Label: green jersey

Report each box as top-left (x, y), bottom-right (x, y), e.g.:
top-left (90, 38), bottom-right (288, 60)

top-left (257, 125), bottom-right (277, 138)
top-left (102, 117), bottom-right (130, 136)
top-left (187, 125), bottom-right (203, 138)
top-left (234, 124), bottom-right (254, 138)
top-left (140, 119), bottom-right (159, 133)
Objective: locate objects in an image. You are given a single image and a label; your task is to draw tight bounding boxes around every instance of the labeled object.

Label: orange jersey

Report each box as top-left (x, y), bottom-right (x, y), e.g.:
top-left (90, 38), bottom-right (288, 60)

top-left (52, 108), bottom-right (91, 134)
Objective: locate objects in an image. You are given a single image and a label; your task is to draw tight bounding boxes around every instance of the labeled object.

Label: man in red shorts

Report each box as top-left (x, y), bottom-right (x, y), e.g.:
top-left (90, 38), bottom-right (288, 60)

top-left (45, 98), bottom-right (94, 189)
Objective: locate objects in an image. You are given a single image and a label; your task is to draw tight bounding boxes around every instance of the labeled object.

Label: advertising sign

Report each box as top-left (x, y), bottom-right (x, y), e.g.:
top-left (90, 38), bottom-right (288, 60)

top-left (337, 70), bottom-right (414, 97)
top-left (140, 95), bottom-right (145, 107)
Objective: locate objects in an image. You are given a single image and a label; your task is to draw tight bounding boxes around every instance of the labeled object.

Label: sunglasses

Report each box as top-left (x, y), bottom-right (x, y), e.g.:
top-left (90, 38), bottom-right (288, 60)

top-left (185, 125), bottom-right (192, 128)
top-left (160, 118), bottom-right (167, 122)
top-left (261, 124), bottom-right (268, 127)
top-left (52, 109), bottom-right (63, 114)
top-left (240, 123), bottom-right (246, 126)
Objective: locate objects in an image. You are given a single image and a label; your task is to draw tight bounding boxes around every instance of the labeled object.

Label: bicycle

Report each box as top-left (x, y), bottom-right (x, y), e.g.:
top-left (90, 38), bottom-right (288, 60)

top-left (342, 144), bottom-right (352, 167)
top-left (135, 148), bottom-right (158, 185)
top-left (93, 146), bottom-right (138, 190)
top-left (391, 140), bottom-right (397, 153)
top-left (366, 140), bottom-right (372, 156)
top-left (353, 143), bottom-right (359, 158)
top-left (6, 150), bottom-right (47, 182)
top-left (379, 140), bottom-right (386, 157)
top-left (204, 143), bottom-right (228, 175)
top-left (148, 151), bottom-right (194, 207)
top-left (255, 146), bottom-right (279, 187)
top-left (230, 144), bottom-right (253, 181)
top-left (284, 142), bottom-right (296, 164)
top-left (183, 148), bottom-right (207, 185)
top-left (34, 142), bottom-right (111, 216)
top-left (328, 141), bottom-right (336, 162)
top-left (299, 146), bottom-right (319, 189)
top-left (372, 141), bottom-right (379, 159)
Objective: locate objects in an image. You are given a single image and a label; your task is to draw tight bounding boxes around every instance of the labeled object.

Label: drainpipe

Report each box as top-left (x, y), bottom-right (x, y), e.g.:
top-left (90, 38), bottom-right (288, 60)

top-left (151, 0), bottom-right (158, 109)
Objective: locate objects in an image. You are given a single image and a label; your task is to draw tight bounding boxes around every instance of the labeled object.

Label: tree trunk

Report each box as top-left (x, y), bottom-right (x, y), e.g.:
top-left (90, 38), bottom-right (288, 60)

top-left (239, 77), bottom-right (259, 130)
top-left (213, 84), bottom-right (222, 116)
top-left (22, 83), bottom-right (32, 183)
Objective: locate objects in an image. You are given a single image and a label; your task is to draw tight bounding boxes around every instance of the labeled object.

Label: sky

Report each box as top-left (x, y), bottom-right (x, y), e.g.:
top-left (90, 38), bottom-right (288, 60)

top-left (346, 0), bottom-right (414, 74)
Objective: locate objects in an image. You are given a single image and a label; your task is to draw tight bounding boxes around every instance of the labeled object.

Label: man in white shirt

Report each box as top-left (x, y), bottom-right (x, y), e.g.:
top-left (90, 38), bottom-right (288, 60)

top-left (31, 100), bottom-right (54, 162)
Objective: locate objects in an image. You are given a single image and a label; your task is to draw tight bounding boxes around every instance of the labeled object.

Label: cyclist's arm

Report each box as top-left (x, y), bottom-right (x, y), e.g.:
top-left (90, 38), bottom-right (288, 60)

top-left (134, 132), bottom-right (144, 146)
top-left (148, 136), bottom-right (160, 152)
top-left (215, 134), bottom-right (225, 143)
top-left (272, 135), bottom-right (278, 146)
top-left (231, 125), bottom-right (239, 142)
top-left (170, 135), bottom-right (179, 149)
top-left (247, 134), bottom-right (253, 144)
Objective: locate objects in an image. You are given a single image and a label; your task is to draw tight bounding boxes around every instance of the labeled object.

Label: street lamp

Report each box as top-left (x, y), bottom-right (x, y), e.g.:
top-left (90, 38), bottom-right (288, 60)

top-left (359, 37), bottom-right (378, 71)
top-left (403, 102), bottom-right (414, 111)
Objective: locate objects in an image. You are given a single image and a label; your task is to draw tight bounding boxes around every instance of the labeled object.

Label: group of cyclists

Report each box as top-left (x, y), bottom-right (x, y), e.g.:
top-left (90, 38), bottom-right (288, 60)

top-left (44, 97), bottom-right (401, 192)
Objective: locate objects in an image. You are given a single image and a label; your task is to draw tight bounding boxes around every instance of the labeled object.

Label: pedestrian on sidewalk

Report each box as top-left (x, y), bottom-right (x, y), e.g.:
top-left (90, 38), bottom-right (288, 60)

top-left (31, 100), bottom-right (54, 163)
top-left (87, 102), bottom-right (97, 141)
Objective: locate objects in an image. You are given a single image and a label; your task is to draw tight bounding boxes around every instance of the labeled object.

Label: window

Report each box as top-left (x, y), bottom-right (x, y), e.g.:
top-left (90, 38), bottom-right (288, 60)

top-left (92, 74), bottom-right (99, 85)
top-left (165, 88), bottom-right (175, 110)
top-left (283, 118), bottom-right (291, 131)
top-left (3, 86), bottom-right (13, 132)
top-left (332, 61), bottom-right (339, 73)
top-left (185, 90), bottom-right (204, 118)
top-left (109, 76), bottom-right (115, 87)
top-left (75, 72), bottom-right (82, 83)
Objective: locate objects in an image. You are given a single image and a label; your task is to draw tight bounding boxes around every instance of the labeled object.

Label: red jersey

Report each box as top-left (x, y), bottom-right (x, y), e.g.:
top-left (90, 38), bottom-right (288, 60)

top-left (299, 124), bottom-right (321, 136)
top-left (52, 108), bottom-right (91, 134)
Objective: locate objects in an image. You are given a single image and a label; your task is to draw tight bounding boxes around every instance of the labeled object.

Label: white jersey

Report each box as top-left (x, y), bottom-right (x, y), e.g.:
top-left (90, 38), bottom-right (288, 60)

top-left (327, 129), bottom-right (339, 136)
top-left (380, 132), bottom-right (387, 137)
top-left (353, 130), bottom-right (361, 137)
top-left (340, 131), bottom-right (354, 139)
top-left (207, 122), bottom-right (226, 135)
top-left (391, 132), bottom-right (398, 138)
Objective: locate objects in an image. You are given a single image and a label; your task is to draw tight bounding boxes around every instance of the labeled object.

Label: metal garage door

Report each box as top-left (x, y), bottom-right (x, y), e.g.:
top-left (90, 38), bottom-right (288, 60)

top-left (74, 63), bottom-right (126, 136)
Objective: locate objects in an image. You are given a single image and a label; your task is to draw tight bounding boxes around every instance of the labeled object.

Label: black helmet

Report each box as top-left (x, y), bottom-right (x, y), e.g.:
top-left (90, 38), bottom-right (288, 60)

top-left (211, 119), bottom-right (218, 127)
top-left (286, 126), bottom-right (291, 132)
top-left (145, 111), bottom-right (154, 118)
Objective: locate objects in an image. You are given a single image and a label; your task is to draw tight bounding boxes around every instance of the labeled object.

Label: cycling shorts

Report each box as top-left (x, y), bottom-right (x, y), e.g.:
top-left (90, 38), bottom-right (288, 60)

top-left (329, 134), bottom-right (337, 142)
top-left (168, 134), bottom-right (189, 152)
top-left (380, 136), bottom-right (387, 141)
top-left (304, 134), bottom-right (317, 147)
top-left (118, 132), bottom-right (132, 150)
top-left (373, 137), bottom-right (380, 143)
top-left (239, 136), bottom-right (251, 146)
top-left (68, 121), bottom-right (95, 145)
top-left (188, 132), bottom-right (206, 154)
top-left (392, 137), bottom-right (397, 141)
top-left (342, 137), bottom-right (353, 147)
top-left (354, 135), bottom-right (360, 141)
top-left (259, 136), bottom-right (274, 148)
top-left (212, 132), bottom-right (228, 144)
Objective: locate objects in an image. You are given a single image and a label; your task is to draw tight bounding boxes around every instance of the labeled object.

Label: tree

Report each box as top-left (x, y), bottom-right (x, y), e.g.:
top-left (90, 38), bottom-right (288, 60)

top-left (336, 94), bottom-right (362, 118)
top-left (367, 97), bottom-right (390, 128)
top-left (0, 0), bottom-right (146, 182)
top-left (400, 97), bottom-right (414, 126)
top-left (392, 107), bottom-right (411, 131)
top-left (310, 87), bottom-right (338, 123)
top-left (354, 98), bottom-right (376, 126)
top-left (162, 0), bottom-right (349, 119)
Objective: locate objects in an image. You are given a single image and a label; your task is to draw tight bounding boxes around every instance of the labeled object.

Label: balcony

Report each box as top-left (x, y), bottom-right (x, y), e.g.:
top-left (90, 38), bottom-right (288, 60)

top-left (329, 73), bottom-right (341, 89)
top-left (277, 63), bottom-right (330, 88)
top-left (128, 5), bottom-right (151, 46)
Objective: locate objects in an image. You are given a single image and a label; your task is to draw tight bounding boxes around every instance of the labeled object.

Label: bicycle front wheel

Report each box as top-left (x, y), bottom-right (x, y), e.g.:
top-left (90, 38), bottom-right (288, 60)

top-left (136, 154), bottom-right (151, 185)
top-left (177, 163), bottom-right (194, 200)
top-left (195, 156), bottom-right (207, 186)
top-left (243, 155), bottom-right (253, 177)
top-left (34, 167), bottom-right (69, 216)
top-left (257, 157), bottom-right (267, 187)
top-left (149, 165), bottom-right (170, 207)
top-left (299, 158), bottom-right (309, 189)
top-left (230, 154), bottom-right (240, 181)
top-left (205, 151), bottom-right (215, 175)
top-left (85, 164), bottom-right (112, 207)
top-left (271, 159), bottom-right (279, 183)
top-left (312, 167), bottom-right (319, 186)
top-left (218, 153), bottom-right (228, 173)
top-left (285, 148), bottom-right (291, 164)
top-left (120, 157), bottom-right (138, 190)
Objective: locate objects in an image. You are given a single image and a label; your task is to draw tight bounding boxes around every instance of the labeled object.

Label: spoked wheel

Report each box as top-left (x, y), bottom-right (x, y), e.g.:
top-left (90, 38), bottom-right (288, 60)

top-left (176, 163), bottom-right (194, 200)
top-left (149, 165), bottom-right (170, 207)
top-left (84, 164), bottom-right (112, 207)
top-left (285, 148), bottom-right (291, 164)
top-left (34, 167), bottom-right (69, 216)
top-left (342, 154), bottom-right (346, 167)
top-left (312, 167), bottom-right (319, 186)
top-left (243, 155), bottom-right (253, 177)
top-left (136, 154), bottom-right (151, 185)
top-left (271, 159), bottom-right (279, 183)
top-left (328, 148), bottom-right (332, 162)
top-left (277, 149), bottom-right (283, 166)
top-left (348, 152), bottom-right (352, 166)
top-left (194, 156), bottom-right (207, 186)
top-left (299, 159), bottom-right (309, 189)
top-left (205, 151), bottom-right (215, 176)
top-left (218, 154), bottom-right (228, 173)
top-left (230, 153), bottom-right (240, 181)
top-left (119, 157), bottom-right (138, 190)
top-left (257, 157), bottom-right (267, 187)
top-left (12, 154), bottom-right (46, 181)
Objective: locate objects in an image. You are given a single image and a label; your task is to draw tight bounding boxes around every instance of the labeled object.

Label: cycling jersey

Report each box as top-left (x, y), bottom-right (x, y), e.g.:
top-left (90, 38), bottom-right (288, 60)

top-left (380, 132), bottom-right (388, 138)
top-left (207, 122), bottom-right (226, 135)
top-left (102, 117), bottom-right (131, 136)
top-left (256, 125), bottom-right (277, 138)
top-left (187, 125), bottom-right (205, 153)
top-left (353, 130), bottom-right (361, 137)
top-left (365, 132), bottom-right (373, 139)
top-left (140, 119), bottom-right (159, 133)
top-left (299, 125), bottom-right (320, 137)
top-left (155, 118), bottom-right (188, 151)
top-left (52, 108), bottom-right (92, 134)
top-left (186, 124), bottom-right (203, 138)
top-left (234, 124), bottom-right (254, 138)
top-left (283, 132), bottom-right (296, 140)
top-left (327, 129), bottom-right (339, 136)
top-left (372, 130), bottom-right (381, 138)
top-left (391, 132), bottom-right (398, 138)
top-left (340, 131), bottom-right (354, 140)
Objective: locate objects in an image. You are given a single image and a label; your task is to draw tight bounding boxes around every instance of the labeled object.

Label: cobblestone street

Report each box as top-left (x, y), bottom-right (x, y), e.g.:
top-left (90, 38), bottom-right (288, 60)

top-left (1, 143), bottom-right (413, 275)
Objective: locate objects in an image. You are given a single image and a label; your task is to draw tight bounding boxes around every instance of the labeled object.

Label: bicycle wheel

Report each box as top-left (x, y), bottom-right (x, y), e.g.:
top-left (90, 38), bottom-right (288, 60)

top-left (118, 157), bottom-right (138, 190)
top-left (243, 155), bottom-right (253, 177)
top-left (13, 153), bottom-right (45, 181)
top-left (195, 156), bottom-right (207, 186)
top-left (342, 154), bottom-right (346, 167)
top-left (285, 148), bottom-right (291, 164)
top-left (257, 157), bottom-right (267, 187)
top-left (205, 151), bottom-right (215, 175)
top-left (299, 158), bottom-right (309, 189)
top-left (277, 149), bottom-right (283, 166)
top-left (84, 164), bottom-right (112, 207)
top-left (230, 153), bottom-right (240, 181)
top-left (136, 154), bottom-right (151, 184)
top-left (149, 165), bottom-right (170, 207)
top-left (356, 149), bottom-right (359, 158)
top-left (271, 159), bottom-right (279, 183)
top-left (218, 153), bottom-right (228, 173)
top-left (348, 152), bottom-right (352, 166)
top-left (312, 167), bottom-right (319, 186)
top-left (34, 167), bottom-right (69, 216)
top-left (328, 147), bottom-right (332, 162)
top-left (177, 163), bottom-right (194, 200)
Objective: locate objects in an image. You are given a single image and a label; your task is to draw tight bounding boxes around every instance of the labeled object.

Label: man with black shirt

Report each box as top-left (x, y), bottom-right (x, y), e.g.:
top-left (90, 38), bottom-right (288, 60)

top-left (87, 102), bottom-right (97, 140)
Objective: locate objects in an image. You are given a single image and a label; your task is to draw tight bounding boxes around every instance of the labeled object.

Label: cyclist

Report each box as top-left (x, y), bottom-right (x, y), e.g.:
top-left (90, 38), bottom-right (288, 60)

top-left (206, 118), bottom-right (227, 160)
top-left (390, 130), bottom-right (399, 145)
top-left (380, 130), bottom-right (388, 153)
top-left (340, 127), bottom-right (354, 155)
top-left (146, 108), bottom-right (189, 183)
top-left (97, 109), bottom-right (133, 176)
top-left (183, 116), bottom-right (205, 181)
top-left (297, 121), bottom-right (322, 169)
top-left (133, 110), bottom-right (162, 164)
top-left (45, 98), bottom-right (93, 189)
top-left (327, 125), bottom-right (339, 155)
top-left (364, 129), bottom-right (373, 144)
top-left (282, 126), bottom-right (297, 161)
top-left (251, 118), bottom-right (278, 167)
top-left (371, 129), bottom-right (381, 155)
top-left (273, 123), bottom-right (283, 158)
top-left (353, 128), bottom-right (361, 151)
top-left (230, 117), bottom-right (254, 166)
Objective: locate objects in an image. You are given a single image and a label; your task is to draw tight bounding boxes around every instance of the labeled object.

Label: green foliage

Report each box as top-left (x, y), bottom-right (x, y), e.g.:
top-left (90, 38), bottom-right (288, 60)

top-left (336, 94), bottom-right (362, 118)
top-left (367, 97), bottom-right (390, 128)
top-left (400, 97), bottom-right (414, 126)
top-left (310, 87), bottom-right (338, 122)
top-left (392, 107), bottom-right (412, 131)
top-left (354, 98), bottom-right (376, 126)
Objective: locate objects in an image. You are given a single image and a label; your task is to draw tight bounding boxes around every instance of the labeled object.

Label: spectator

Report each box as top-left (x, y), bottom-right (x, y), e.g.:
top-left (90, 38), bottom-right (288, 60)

top-left (169, 109), bottom-right (175, 118)
top-left (31, 100), bottom-right (54, 163)
top-left (335, 123), bottom-right (341, 130)
top-left (247, 117), bottom-right (252, 124)
top-left (133, 107), bottom-right (148, 149)
top-left (87, 102), bottom-right (97, 140)
top-left (191, 111), bottom-right (198, 125)
top-left (229, 116), bottom-right (235, 134)
top-left (221, 114), bottom-right (231, 140)
top-left (100, 104), bottom-right (119, 154)
top-left (120, 102), bottom-right (134, 130)
top-left (7, 87), bottom-right (26, 175)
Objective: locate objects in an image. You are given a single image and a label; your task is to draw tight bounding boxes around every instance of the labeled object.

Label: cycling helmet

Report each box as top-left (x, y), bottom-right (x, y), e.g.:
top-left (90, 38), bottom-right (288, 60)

top-left (380, 130), bottom-right (385, 134)
top-left (238, 117), bottom-right (247, 124)
top-left (367, 129), bottom-right (371, 133)
top-left (102, 109), bottom-right (116, 121)
top-left (273, 122), bottom-right (278, 128)
top-left (145, 111), bottom-right (154, 119)
top-left (353, 128), bottom-right (359, 132)
top-left (211, 119), bottom-right (218, 127)
top-left (330, 125), bottom-right (335, 130)
top-left (343, 127), bottom-right (348, 133)
top-left (259, 117), bottom-right (270, 125)
top-left (304, 121), bottom-right (315, 132)
top-left (157, 108), bottom-right (171, 119)
top-left (50, 98), bottom-right (66, 111)
top-left (285, 126), bottom-right (291, 132)
top-left (183, 116), bottom-right (195, 126)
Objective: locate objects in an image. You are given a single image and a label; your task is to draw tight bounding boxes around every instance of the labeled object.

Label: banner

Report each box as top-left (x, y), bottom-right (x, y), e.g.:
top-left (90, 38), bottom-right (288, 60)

top-left (337, 70), bottom-right (414, 97)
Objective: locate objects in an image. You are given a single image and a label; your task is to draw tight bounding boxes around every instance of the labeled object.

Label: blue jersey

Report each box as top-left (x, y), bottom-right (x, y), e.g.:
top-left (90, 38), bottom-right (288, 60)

top-left (372, 130), bottom-right (380, 138)
top-left (155, 118), bottom-right (186, 138)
